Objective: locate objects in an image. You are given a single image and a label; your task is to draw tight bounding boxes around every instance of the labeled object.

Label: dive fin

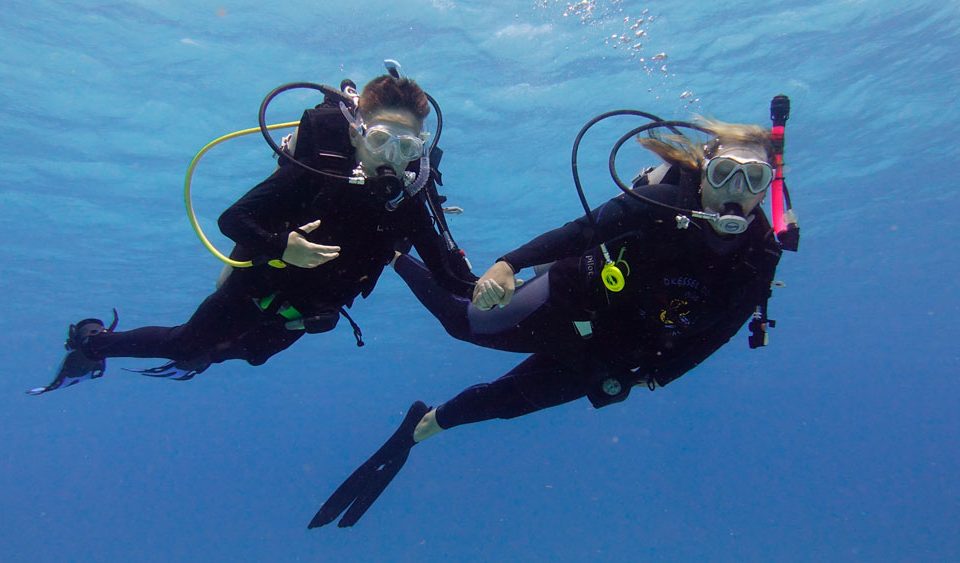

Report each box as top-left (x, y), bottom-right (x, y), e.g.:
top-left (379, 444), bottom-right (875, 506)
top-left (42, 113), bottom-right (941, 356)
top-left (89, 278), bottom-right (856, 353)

top-left (26, 349), bottom-right (105, 395)
top-left (309, 401), bottom-right (429, 529)
top-left (26, 311), bottom-right (117, 396)
top-left (124, 356), bottom-right (211, 381)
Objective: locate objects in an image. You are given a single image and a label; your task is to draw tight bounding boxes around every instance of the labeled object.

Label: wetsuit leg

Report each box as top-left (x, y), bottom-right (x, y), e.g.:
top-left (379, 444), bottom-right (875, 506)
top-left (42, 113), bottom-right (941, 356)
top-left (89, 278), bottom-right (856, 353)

top-left (210, 323), bottom-right (305, 366)
top-left (434, 352), bottom-right (593, 428)
top-left (83, 283), bottom-right (262, 362)
top-left (395, 254), bottom-right (577, 353)
top-left (394, 253), bottom-right (471, 339)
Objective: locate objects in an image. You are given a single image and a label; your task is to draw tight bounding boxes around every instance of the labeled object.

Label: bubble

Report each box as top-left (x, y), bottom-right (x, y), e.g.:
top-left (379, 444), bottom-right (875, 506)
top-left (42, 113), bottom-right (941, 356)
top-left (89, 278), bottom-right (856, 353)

top-left (538, 1), bottom-right (695, 106)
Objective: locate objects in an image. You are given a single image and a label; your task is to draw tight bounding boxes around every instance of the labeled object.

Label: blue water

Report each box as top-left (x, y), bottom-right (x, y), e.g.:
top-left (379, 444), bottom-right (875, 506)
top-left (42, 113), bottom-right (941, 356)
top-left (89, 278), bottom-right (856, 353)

top-left (2, 1), bottom-right (958, 560)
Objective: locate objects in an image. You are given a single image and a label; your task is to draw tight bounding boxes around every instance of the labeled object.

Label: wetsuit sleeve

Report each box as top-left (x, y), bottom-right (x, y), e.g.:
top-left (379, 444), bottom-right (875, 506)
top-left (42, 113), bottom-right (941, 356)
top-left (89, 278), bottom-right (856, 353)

top-left (407, 197), bottom-right (477, 298)
top-left (501, 185), bottom-right (672, 270)
top-left (217, 164), bottom-right (313, 261)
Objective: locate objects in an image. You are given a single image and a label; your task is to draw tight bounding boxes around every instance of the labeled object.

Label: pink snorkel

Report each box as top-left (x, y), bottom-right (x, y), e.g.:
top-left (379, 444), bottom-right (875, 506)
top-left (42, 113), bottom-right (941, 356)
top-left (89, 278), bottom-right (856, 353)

top-left (770, 95), bottom-right (799, 252)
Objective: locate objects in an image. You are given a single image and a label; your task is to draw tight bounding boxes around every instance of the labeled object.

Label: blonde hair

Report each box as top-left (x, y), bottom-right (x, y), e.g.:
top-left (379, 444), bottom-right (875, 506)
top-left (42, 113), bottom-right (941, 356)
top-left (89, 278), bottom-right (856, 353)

top-left (638, 117), bottom-right (774, 172)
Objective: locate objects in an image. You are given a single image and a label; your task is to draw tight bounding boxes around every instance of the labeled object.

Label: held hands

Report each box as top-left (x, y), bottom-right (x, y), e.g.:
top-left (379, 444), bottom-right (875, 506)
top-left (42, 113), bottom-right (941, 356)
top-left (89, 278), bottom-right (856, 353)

top-left (472, 261), bottom-right (516, 310)
top-left (281, 220), bottom-right (340, 268)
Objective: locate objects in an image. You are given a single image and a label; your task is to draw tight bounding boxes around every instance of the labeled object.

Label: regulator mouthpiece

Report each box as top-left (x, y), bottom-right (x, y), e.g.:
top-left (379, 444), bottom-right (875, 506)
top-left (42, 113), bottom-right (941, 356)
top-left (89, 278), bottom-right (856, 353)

top-left (711, 203), bottom-right (748, 234)
top-left (712, 215), bottom-right (749, 234)
top-left (371, 165), bottom-right (405, 209)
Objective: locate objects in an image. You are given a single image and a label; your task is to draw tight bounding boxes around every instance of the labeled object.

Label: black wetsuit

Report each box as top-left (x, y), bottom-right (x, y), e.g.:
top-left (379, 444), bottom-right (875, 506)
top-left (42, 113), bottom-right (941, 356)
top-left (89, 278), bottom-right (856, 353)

top-left (82, 107), bottom-right (474, 369)
top-left (396, 175), bottom-right (782, 428)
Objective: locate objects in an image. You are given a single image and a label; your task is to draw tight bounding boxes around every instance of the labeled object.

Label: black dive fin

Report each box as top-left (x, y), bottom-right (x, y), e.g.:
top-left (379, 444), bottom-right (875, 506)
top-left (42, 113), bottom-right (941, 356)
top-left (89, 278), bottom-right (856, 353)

top-left (123, 356), bottom-right (211, 381)
top-left (26, 349), bottom-right (105, 395)
top-left (26, 311), bottom-right (117, 396)
top-left (309, 401), bottom-right (429, 529)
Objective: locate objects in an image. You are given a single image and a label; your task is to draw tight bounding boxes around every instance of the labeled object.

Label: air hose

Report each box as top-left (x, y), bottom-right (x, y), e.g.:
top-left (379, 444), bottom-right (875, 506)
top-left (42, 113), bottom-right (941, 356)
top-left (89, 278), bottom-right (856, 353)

top-left (184, 122), bottom-right (299, 268)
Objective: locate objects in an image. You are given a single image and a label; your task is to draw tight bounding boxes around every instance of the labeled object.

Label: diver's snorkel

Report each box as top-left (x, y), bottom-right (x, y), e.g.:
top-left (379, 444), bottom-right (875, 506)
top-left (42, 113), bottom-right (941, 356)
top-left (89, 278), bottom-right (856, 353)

top-left (392, 154), bottom-right (432, 210)
top-left (383, 59), bottom-right (434, 210)
top-left (769, 95), bottom-right (799, 251)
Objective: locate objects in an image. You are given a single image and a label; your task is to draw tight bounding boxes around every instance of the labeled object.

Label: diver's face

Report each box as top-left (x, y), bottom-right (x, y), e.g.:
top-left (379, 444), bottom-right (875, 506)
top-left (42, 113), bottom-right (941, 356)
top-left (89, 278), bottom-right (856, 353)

top-left (699, 145), bottom-right (772, 233)
top-left (349, 107), bottom-right (423, 176)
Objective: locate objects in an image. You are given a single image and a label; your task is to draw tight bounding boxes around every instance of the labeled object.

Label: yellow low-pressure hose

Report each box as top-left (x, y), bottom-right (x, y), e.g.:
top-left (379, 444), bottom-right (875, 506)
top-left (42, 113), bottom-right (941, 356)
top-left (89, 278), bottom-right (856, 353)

top-left (184, 121), bottom-right (299, 268)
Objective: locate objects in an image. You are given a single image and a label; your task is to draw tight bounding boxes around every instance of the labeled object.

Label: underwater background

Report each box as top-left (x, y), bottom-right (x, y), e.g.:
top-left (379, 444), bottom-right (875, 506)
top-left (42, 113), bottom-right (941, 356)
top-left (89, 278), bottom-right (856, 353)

top-left (2, 0), bottom-right (958, 560)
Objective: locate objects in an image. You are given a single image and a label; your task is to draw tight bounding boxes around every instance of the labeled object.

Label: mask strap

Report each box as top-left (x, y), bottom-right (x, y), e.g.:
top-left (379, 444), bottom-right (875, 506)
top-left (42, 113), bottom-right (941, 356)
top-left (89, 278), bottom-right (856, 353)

top-left (339, 101), bottom-right (364, 136)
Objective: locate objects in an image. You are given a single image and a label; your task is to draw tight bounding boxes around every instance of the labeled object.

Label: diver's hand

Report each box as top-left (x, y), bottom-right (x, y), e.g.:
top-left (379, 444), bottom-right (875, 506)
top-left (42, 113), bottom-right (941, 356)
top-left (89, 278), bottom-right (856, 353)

top-left (472, 261), bottom-right (515, 310)
top-left (281, 220), bottom-right (340, 268)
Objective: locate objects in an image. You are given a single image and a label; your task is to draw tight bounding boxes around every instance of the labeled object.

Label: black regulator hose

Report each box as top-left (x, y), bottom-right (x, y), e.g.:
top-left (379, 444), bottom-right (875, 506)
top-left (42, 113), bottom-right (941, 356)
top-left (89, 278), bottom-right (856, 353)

top-left (425, 93), bottom-right (443, 154)
top-left (571, 110), bottom-right (675, 231)
top-left (258, 82), bottom-right (357, 181)
top-left (607, 120), bottom-right (716, 215)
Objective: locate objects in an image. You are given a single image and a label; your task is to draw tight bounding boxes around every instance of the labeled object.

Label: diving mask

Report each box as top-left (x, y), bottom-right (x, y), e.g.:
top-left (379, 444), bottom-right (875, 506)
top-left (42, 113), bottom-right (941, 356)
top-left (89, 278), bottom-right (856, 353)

top-left (704, 156), bottom-right (773, 194)
top-left (362, 125), bottom-right (425, 165)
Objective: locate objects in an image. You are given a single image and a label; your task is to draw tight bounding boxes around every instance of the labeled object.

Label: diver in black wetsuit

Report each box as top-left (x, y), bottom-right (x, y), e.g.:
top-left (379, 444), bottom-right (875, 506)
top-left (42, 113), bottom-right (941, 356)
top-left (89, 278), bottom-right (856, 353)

top-left (29, 73), bottom-right (475, 395)
top-left (311, 117), bottom-right (789, 528)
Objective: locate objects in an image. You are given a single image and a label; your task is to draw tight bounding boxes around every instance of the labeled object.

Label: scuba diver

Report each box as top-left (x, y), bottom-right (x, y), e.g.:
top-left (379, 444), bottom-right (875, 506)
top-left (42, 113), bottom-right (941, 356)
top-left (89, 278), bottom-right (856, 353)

top-left (29, 68), bottom-right (475, 395)
top-left (310, 102), bottom-right (799, 528)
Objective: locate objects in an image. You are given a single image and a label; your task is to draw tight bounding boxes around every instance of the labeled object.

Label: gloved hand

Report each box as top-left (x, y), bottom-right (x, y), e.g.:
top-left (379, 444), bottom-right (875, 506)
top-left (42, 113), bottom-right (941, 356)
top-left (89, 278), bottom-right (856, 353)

top-left (281, 220), bottom-right (340, 268)
top-left (472, 260), bottom-right (516, 310)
